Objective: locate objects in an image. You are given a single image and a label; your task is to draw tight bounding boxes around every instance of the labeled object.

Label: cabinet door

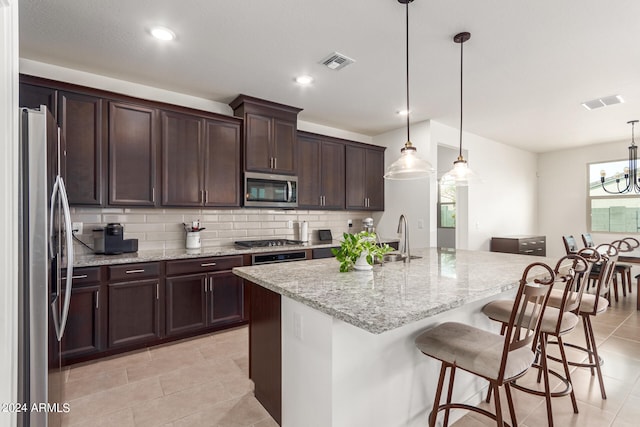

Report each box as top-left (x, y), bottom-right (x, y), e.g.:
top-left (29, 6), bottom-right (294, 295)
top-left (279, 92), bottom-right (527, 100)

top-left (165, 273), bottom-right (207, 336)
top-left (59, 91), bottom-right (105, 206)
top-left (345, 145), bottom-right (367, 209)
top-left (320, 140), bottom-right (345, 209)
top-left (365, 148), bottom-right (385, 210)
top-left (161, 111), bottom-right (203, 206)
top-left (19, 83), bottom-right (57, 116)
top-left (61, 283), bottom-right (102, 361)
top-left (109, 102), bottom-right (158, 206)
top-left (245, 113), bottom-right (272, 172)
top-left (297, 135), bottom-right (322, 208)
top-left (272, 119), bottom-right (296, 174)
top-left (108, 278), bottom-right (161, 348)
top-left (203, 119), bottom-right (241, 207)
top-left (209, 271), bottom-right (244, 326)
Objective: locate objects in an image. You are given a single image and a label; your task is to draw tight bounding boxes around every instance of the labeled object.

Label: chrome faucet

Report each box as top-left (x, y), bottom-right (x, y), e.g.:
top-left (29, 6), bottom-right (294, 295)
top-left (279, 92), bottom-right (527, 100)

top-left (397, 214), bottom-right (410, 262)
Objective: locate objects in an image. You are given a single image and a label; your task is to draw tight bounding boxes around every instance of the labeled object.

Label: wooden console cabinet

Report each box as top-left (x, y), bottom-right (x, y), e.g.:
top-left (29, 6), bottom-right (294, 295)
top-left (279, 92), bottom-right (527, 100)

top-left (490, 235), bottom-right (546, 257)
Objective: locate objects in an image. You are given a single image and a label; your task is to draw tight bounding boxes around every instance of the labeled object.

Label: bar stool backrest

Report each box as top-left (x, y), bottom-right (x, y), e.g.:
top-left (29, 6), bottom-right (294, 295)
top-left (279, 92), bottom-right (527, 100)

top-left (553, 253), bottom-right (593, 321)
top-left (499, 262), bottom-right (555, 381)
top-left (612, 239), bottom-right (633, 253)
top-left (623, 237), bottom-right (640, 249)
top-left (586, 244), bottom-right (619, 313)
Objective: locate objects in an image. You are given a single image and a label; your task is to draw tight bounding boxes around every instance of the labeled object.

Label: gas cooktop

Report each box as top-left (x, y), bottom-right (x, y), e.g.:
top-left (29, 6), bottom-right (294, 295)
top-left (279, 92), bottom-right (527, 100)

top-left (234, 239), bottom-right (304, 248)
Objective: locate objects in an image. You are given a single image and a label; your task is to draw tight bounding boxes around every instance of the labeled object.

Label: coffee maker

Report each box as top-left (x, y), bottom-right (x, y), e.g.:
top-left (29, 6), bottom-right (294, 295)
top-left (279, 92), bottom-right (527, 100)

top-left (93, 223), bottom-right (138, 255)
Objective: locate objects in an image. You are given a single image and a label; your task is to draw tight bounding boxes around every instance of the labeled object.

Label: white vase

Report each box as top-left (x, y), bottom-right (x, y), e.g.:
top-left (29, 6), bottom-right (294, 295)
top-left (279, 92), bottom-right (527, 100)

top-left (354, 252), bottom-right (372, 271)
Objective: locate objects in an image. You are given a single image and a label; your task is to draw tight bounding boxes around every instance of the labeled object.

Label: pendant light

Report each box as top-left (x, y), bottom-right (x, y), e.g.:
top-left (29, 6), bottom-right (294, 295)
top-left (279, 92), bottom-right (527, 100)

top-left (599, 120), bottom-right (640, 194)
top-left (441, 32), bottom-right (478, 186)
top-left (384, 0), bottom-right (433, 180)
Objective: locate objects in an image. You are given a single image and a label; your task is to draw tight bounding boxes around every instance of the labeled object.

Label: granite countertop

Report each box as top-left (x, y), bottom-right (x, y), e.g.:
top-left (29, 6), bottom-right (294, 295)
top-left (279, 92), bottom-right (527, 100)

top-left (232, 248), bottom-right (558, 335)
top-left (73, 238), bottom-right (398, 267)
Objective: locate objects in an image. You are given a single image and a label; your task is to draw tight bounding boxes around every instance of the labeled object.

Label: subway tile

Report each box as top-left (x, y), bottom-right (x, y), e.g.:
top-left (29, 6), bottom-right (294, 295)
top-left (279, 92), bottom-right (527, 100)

top-left (233, 222), bottom-right (261, 230)
top-left (146, 214), bottom-right (185, 223)
top-left (145, 231), bottom-right (183, 241)
top-left (123, 223), bottom-right (166, 233)
top-left (102, 214), bottom-right (147, 223)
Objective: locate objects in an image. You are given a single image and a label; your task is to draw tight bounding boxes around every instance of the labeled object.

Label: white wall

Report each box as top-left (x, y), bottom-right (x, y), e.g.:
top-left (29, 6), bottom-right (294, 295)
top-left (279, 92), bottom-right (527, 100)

top-left (430, 121), bottom-right (539, 251)
top-left (0, 0), bottom-right (19, 426)
top-left (538, 138), bottom-right (630, 259)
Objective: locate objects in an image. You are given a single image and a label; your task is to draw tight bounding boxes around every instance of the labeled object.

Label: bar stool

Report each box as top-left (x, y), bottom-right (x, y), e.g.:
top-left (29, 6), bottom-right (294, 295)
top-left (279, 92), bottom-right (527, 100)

top-left (414, 262), bottom-right (555, 427)
top-left (481, 253), bottom-right (593, 426)
top-left (550, 243), bottom-right (618, 400)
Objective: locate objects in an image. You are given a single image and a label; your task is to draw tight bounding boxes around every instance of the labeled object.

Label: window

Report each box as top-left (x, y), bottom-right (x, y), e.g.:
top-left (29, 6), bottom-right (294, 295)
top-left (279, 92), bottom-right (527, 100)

top-left (588, 160), bottom-right (640, 233)
top-left (438, 181), bottom-right (456, 228)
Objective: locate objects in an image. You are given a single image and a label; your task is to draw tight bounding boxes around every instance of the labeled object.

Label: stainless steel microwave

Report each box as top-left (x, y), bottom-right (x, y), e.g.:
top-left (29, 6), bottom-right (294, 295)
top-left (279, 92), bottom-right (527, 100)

top-left (244, 172), bottom-right (298, 208)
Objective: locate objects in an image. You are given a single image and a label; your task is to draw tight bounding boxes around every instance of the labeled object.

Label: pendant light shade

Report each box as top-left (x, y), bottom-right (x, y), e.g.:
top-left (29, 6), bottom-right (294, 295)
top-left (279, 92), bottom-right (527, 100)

top-left (384, 0), bottom-right (433, 180)
top-left (441, 31), bottom-right (479, 186)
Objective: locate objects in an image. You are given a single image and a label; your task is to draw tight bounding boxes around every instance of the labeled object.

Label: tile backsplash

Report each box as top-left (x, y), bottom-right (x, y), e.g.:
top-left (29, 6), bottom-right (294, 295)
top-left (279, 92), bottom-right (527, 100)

top-left (71, 207), bottom-right (375, 254)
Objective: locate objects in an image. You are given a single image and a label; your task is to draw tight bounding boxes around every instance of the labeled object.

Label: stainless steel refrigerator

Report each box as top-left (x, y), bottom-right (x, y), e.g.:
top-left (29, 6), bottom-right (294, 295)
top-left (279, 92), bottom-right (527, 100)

top-left (18, 106), bottom-right (74, 427)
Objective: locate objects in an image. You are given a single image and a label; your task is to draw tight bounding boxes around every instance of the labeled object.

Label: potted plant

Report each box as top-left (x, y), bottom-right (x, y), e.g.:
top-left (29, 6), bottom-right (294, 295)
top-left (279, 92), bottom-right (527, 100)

top-left (331, 231), bottom-right (393, 272)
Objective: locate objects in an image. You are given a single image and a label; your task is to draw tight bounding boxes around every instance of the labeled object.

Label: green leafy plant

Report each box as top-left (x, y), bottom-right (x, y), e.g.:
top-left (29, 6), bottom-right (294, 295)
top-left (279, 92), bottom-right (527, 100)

top-left (331, 231), bottom-right (393, 272)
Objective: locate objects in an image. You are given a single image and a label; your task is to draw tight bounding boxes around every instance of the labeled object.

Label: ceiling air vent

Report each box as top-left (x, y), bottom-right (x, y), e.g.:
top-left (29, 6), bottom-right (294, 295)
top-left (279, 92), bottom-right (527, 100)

top-left (581, 95), bottom-right (624, 110)
top-left (320, 52), bottom-right (355, 70)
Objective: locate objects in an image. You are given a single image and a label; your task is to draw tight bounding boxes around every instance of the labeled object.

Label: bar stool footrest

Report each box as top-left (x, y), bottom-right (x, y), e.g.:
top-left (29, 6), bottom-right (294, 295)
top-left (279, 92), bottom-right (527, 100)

top-left (547, 340), bottom-right (604, 369)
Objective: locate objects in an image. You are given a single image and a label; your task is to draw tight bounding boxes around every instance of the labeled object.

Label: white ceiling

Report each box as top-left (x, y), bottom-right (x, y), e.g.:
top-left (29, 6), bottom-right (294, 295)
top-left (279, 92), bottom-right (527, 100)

top-left (18, 0), bottom-right (640, 153)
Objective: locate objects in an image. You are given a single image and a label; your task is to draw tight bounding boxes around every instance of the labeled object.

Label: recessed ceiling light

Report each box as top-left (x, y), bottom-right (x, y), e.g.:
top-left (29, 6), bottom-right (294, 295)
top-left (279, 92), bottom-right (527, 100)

top-left (150, 26), bottom-right (176, 41)
top-left (295, 75), bottom-right (314, 85)
top-left (581, 95), bottom-right (624, 110)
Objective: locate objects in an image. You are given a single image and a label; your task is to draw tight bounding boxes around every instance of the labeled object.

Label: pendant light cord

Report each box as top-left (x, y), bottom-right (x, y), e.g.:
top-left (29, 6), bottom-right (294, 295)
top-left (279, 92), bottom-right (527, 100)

top-left (459, 36), bottom-right (464, 158)
top-left (405, 1), bottom-right (410, 143)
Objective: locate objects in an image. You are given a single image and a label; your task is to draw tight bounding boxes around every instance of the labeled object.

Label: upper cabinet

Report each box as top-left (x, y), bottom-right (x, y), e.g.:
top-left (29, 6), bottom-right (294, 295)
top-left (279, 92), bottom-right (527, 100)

top-left (161, 109), bottom-right (241, 207)
top-left (345, 144), bottom-right (385, 211)
top-left (109, 102), bottom-right (159, 206)
top-left (297, 132), bottom-right (345, 210)
top-left (230, 95), bottom-right (302, 175)
top-left (58, 91), bottom-right (106, 206)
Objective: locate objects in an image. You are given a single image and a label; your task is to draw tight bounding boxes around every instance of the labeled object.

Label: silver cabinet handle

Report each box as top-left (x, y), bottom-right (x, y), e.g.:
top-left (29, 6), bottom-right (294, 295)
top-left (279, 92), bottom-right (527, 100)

top-left (96, 290), bottom-right (99, 310)
top-left (205, 190), bottom-right (209, 204)
top-left (156, 283), bottom-right (159, 300)
top-left (274, 157), bottom-right (277, 169)
top-left (72, 274), bottom-right (88, 279)
top-left (152, 187), bottom-right (155, 203)
top-left (126, 269), bottom-right (146, 274)
top-left (200, 262), bottom-right (217, 267)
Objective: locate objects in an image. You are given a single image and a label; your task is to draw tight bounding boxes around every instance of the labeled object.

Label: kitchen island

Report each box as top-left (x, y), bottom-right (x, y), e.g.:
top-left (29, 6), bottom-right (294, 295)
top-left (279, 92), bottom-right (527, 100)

top-left (233, 248), bottom-right (556, 427)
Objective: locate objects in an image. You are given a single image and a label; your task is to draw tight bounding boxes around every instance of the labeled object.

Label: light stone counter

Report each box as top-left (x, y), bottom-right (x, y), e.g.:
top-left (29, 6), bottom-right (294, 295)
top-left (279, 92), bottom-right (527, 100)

top-left (74, 238), bottom-right (398, 267)
top-left (233, 247), bottom-right (556, 334)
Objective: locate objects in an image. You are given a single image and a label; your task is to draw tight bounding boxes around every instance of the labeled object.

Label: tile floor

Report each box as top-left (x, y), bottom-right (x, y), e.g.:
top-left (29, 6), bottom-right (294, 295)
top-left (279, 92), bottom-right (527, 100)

top-left (61, 290), bottom-right (640, 426)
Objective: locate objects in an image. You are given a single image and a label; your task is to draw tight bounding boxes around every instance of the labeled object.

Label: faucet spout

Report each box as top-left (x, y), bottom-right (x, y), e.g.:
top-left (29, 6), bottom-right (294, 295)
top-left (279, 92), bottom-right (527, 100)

top-left (397, 214), bottom-right (410, 262)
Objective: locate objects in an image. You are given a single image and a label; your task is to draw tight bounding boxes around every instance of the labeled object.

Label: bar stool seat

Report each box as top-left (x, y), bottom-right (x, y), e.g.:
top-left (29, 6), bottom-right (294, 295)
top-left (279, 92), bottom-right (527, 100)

top-left (414, 262), bottom-right (555, 427)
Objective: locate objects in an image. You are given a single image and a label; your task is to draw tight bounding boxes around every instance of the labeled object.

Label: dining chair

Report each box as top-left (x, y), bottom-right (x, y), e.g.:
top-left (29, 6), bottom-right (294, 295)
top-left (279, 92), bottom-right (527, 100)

top-left (562, 235), bottom-right (579, 254)
top-left (610, 239), bottom-right (633, 301)
top-left (414, 262), bottom-right (555, 427)
top-left (482, 252), bottom-right (593, 426)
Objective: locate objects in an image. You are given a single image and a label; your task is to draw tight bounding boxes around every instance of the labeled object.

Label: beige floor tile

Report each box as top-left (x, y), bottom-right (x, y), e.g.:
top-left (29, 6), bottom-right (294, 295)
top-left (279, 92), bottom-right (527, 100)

top-left (596, 350), bottom-right (640, 384)
top-left (62, 376), bottom-right (163, 425)
top-left (612, 323), bottom-right (640, 342)
top-left (569, 367), bottom-right (633, 413)
top-left (522, 399), bottom-right (616, 427)
top-left (65, 349), bottom-right (151, 382)
top-left (65, 407), bottom-right (135, 427)
top-left (63, 367), bottom-right (128, 402)
top-left (613, 395), bottom-right (640, 426)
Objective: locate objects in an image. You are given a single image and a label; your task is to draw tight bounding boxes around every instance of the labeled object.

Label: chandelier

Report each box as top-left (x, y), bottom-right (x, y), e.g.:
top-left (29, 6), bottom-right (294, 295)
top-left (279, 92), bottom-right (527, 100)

top-left (600, 120), bottom-right (640, 194)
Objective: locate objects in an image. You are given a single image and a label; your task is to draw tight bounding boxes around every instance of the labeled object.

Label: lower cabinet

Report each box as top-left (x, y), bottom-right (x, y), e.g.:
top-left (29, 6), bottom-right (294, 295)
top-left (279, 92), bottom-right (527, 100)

top-left (165, 256), bottom-right (244, 337)
top-left (58, 257), bottom-right (247, 365)
top-left (60, 267), bottom-right (104, 364)
top-left (107, 262), bottom-right (162, 349)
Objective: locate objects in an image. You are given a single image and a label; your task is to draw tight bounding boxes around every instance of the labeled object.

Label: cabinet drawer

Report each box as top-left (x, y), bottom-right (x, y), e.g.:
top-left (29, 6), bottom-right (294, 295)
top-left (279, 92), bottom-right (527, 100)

top-left (108, 262), bottom-right (160, 281)
top-left (64, 267), bottom-right (102, 285)
top-left (166, 256), bottom-right (243, 276)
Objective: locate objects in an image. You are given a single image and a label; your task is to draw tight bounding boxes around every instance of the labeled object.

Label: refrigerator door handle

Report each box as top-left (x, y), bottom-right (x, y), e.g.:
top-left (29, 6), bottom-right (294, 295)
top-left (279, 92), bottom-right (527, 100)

top-left (48, 177), bottom-right (60, 260)
top-left (56, 177), bottom-right (74, 341)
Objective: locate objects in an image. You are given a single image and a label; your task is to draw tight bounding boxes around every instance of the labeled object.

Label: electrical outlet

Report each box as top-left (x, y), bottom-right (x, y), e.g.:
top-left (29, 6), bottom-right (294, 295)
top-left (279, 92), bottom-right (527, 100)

top-left (417, 219), bottom-right (424, 229)
top-left (72, 222), bottom-right (83, 234)
top-left (287, 220), bottom-right (293, 229)
top-left (348, 219), bottom-right (352, 228)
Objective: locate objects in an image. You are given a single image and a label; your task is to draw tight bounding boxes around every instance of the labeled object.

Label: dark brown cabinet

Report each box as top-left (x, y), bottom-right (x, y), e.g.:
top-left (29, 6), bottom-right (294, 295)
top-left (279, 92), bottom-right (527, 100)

top-left (345, 145), bottom-right (385, 211)
top-left (165, 256), bottom-right (244, 336)
top-left (298, 132), bottom-right (345, 209)
top-left (107, 263), bottom-right (162, 348)
top-left (490, 235), bottom-right (547, 257)
top-left (161, 110), bottom-right (241, 207)
top-left (230, 95), bottom-right (301, 175)
top-left (58, 91), bottom-right (106, 206)
top-left (19, 83), bottom-right (57, 116)
top-left (60, 267), bottom-right (103, 363)
top-left (109, 102), bottom-right (159, 206)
